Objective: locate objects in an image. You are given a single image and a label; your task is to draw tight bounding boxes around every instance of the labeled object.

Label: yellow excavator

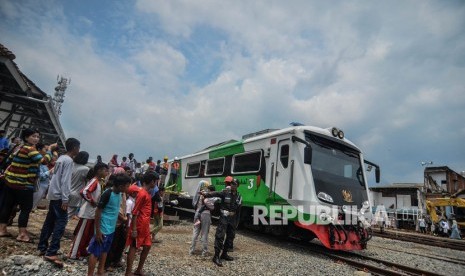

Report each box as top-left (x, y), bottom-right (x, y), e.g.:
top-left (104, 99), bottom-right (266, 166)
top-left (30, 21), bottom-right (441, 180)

top-left (425, 197), bottom-right (465, 230)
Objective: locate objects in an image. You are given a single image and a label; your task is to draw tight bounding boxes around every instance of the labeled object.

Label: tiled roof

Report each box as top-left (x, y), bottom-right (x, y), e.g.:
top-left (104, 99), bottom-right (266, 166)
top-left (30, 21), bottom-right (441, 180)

top-left (0, 43), bottom-right (46, 97)
top-left (0, 43), bottom-right (16, 60)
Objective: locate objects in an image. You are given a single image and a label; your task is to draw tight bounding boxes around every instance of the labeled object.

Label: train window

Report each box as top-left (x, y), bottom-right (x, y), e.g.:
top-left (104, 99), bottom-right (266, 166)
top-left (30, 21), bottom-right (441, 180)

top-left (344, 165), bottom-right (353, 178)
top-left (205, 157), bottom-right (225, 176)
top-left (232, 151), bottom-right (261, 173)
top-left (280, 145), bottom-right (289, 168)
top-left (200, 161), bottom-right (206, 177)
top-left (186, 162), bottom-right (201, 177)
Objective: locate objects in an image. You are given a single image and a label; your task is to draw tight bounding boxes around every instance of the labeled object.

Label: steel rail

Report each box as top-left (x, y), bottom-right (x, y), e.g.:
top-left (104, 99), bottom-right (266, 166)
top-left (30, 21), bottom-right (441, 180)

top-left (290, 241), bottom-right (445, 276)
top-left (373, 231), bottom-right (465, 251)
top-left (368, 244), bottom-right (465, 266)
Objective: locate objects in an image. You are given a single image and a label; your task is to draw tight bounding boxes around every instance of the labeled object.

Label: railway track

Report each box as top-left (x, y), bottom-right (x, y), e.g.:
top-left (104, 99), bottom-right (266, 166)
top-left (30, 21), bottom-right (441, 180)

top-left (304, 244), bottom-right (443, 276)
top-left (372, 230), bottom-right (465, 251)
top-left (368, 244), bottom-right (465, 266)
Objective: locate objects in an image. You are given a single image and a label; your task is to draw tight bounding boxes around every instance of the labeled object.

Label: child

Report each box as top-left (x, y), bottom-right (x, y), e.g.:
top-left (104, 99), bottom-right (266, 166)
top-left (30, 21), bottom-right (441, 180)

top-left (124, 184), bottom-right (141, 254)
top-left (151, 186), bottom-right (165, 242)
top-left (69, 163), bottom-right (109, 260)
top-left (87, 174), bottom-right (131, 276)
top-left (68, 151), bottom-right (91, 220)
top-left (104, 190), bottom-right (127, 271)
top-left (125, 172), bottom-right (158, 276)
top-left (126, 186), bottom-right (138, 227)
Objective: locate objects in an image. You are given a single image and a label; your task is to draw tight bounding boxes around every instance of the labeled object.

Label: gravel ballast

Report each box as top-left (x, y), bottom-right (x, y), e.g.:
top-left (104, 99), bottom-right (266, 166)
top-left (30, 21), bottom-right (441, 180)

top-left (1, 210), bottom-right (464, 275)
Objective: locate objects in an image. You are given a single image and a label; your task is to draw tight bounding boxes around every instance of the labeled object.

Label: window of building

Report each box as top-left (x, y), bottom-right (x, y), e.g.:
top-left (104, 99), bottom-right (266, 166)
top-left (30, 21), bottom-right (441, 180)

top-left (232, 151), bottom-right (261, 173)
top-left (186, 162), bottom-right (201, 177)
top-left (205, 157), bottom-right (225, 176)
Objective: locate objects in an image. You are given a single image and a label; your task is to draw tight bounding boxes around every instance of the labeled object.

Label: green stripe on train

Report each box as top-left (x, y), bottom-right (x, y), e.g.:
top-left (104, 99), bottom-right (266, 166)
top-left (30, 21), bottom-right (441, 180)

top-left (209, 140), bottom-right (244, 159)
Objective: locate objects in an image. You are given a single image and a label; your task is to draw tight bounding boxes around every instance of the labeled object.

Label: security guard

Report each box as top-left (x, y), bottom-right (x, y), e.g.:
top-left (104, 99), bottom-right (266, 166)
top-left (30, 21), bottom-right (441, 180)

top-left (202, 176), bottom-right (242, 266)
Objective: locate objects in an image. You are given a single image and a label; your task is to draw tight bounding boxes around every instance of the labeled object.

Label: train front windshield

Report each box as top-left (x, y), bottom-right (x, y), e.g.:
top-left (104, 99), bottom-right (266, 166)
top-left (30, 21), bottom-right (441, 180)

top-left (305, 132), bottom-right (367, 205)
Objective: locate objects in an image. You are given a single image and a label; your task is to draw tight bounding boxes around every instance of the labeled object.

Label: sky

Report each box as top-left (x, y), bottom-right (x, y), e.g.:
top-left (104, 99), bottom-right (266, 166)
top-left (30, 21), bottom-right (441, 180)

top-left (1, 0), bottom-right (464, 186)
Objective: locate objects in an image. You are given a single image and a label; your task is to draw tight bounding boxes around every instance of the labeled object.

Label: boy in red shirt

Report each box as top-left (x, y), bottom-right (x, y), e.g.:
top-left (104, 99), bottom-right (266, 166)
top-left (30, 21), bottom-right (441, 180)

top-left (125, 172), bottom-right (158, 276)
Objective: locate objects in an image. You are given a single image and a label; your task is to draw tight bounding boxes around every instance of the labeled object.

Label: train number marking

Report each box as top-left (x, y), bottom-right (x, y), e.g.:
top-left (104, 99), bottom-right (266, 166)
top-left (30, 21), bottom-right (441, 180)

top-left (248, 179), bottom-right (254, 189)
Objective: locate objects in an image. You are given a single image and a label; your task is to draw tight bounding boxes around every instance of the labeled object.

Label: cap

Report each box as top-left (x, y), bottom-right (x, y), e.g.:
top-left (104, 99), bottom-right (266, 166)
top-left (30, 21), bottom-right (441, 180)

top-left (164, 156), bottom-right (168, 160)
top-left (224, 176), bottom-right (233, 183)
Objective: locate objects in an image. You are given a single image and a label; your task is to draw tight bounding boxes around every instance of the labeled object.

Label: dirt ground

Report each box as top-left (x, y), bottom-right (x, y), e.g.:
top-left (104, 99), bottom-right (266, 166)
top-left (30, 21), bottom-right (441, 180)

top-left (0, 208), bottom-right (77, 258)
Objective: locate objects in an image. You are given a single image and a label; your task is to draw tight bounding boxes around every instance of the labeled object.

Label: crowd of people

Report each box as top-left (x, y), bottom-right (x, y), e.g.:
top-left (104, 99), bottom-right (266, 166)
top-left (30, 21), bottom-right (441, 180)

top-left (0, 127), bottom-right (244, 275)
top-left (0, 128), bottom-right (172, 275)
top-left (419, 216), bottom-right (462, 239)
top-left (372, 205), bottom-right (462, 240)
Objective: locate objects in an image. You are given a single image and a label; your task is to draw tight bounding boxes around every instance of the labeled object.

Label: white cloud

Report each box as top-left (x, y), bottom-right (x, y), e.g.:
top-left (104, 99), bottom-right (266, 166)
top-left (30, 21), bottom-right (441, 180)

top-left (78, 16), bottom-right (93, 28)
top-left (132, 42), bottom-right (187, 93)
top-left (1, 0), bottom-right (464, 183)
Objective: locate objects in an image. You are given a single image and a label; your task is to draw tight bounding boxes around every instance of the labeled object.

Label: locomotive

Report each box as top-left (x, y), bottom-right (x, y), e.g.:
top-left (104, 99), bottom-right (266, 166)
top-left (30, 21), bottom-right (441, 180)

top-left (163, 124), bottom-right (380, 250)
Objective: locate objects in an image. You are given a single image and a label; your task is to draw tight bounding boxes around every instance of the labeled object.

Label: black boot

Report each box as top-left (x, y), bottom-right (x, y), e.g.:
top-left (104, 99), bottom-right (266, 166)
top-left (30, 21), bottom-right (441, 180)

top-left (220, 251), bottom-right (234, 261)
top-left (212, 253), bottom-right (223, 266)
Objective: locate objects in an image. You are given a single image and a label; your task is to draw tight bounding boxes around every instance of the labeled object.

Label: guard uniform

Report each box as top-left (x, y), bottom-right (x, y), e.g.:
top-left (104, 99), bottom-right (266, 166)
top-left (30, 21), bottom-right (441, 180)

top-left (205, 182), bottom-right (241, 266)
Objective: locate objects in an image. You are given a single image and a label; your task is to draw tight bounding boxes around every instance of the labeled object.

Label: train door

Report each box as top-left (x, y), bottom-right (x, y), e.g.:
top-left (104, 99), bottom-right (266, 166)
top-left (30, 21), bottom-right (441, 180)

top-left (273, 139), bottom-right (292, 201)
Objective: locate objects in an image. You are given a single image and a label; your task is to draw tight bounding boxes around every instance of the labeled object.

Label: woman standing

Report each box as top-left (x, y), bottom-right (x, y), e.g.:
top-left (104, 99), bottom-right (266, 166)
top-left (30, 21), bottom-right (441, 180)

top-left (0, 128), bottom-right (56, 242)
top-left (450, 220), bottom-right (462, 240)
top-left (189, 180), bottom-right (218, 257)
top-left (108, 154), bottom-right (119, 174)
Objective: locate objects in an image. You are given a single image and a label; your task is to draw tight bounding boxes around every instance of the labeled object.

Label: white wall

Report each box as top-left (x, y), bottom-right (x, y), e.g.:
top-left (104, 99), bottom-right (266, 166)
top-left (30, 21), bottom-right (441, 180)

top-left (429, 172), bottom-right (447, 190)
top-left (396, 194), bottom-right (412, 209)
top-left (369, 191), bottom-right (396, 209)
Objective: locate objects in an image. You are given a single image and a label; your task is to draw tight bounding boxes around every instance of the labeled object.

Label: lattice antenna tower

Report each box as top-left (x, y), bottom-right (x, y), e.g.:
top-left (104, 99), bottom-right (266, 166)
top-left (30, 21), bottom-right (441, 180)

top-left (53, 75), bottom-right (71, 116)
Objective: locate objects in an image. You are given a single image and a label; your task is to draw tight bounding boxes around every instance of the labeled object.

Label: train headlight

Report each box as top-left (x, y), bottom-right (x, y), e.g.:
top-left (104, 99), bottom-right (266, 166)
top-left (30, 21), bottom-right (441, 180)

top-left (317, 192), bottom-right (334, 203)
top-left (331, 127), bottom-right (344, 139)
top-left (331, 127), bottom-right (339, 137)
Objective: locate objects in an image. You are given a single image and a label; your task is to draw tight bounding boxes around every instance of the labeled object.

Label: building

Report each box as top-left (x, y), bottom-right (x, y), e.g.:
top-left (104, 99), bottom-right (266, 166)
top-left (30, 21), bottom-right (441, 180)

top-left (424, 166), bottom-right (465, 197)
top-left (424, 166), bottom-right (465, 226)
top-left (369, 183), bottom-right (424, 230)
top-left (0, 43), bottom-right (66, 148)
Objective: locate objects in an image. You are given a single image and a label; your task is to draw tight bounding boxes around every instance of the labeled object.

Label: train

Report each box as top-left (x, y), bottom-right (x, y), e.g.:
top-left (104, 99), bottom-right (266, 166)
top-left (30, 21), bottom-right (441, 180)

top-left (162, 124), bottom-right (380, 250)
